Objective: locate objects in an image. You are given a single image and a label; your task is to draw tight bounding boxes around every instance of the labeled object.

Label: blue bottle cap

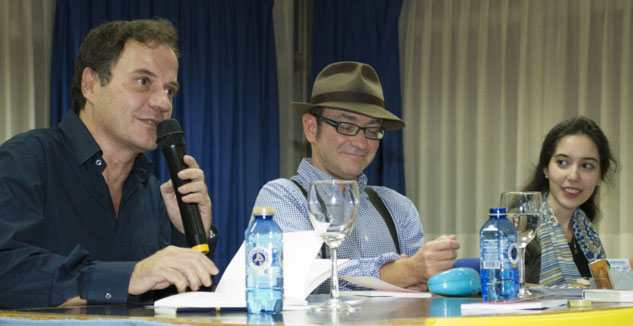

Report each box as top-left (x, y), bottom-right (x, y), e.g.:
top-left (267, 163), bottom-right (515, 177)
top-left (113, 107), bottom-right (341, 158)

top-left (489, 208), bottom-right (506, 215)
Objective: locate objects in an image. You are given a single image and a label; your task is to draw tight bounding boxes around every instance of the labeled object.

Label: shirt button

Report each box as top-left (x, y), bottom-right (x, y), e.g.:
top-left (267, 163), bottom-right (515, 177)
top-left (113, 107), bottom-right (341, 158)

top-left (105, 292), bottom-right (112, 300)
top-left (96, 159), bottom-right (103, 166)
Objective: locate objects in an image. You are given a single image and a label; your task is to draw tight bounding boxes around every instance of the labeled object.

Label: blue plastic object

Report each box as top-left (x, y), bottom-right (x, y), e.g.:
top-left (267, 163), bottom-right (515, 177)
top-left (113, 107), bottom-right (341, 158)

top-left (428, 267), bottom-right (481, 297)
top-left (452, 257), bottom-right (481, 274)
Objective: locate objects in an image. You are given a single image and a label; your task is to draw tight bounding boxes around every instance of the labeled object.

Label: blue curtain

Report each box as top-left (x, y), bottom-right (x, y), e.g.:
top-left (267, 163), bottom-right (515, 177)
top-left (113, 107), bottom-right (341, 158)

top-left (311, 0), bottom-right (405, 194)
top-left (50, 0), bottom-right (279, 280)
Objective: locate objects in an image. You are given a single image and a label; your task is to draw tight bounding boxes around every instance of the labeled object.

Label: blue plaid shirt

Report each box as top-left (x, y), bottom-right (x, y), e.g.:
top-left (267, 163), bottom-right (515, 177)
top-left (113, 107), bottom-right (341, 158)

top-left (253, 158), bottom-right (425, 292)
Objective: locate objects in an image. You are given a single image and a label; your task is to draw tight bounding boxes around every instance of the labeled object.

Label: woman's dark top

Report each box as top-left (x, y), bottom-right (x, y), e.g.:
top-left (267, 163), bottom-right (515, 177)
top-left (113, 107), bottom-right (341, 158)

top-left (524, 236), bottom-right (592, 284)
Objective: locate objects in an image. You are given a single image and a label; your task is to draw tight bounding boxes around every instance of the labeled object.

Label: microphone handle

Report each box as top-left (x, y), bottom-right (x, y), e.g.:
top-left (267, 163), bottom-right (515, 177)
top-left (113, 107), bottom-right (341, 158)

top-left (162, 144), bottom-right (209, 253)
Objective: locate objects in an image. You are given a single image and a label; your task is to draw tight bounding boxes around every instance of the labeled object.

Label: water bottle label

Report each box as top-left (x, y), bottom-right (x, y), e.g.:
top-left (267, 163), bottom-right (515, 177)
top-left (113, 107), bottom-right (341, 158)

top-left (482, 240), bottom-right (500, 269)
top-left (248, 247), bottom-right (272, 273)
top-left (483, 260), bottom-right (501, 269)
top-left (507, 242), bottom-right (519, 265)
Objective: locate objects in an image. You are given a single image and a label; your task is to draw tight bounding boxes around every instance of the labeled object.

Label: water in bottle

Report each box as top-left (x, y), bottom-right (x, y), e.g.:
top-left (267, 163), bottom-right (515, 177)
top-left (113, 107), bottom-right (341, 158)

top-left (247, 312), bottom-right (284, 325)
top-left (245, 206), bottom-right (283, 314)
top-left (480, 208), bottom-right (519, 301)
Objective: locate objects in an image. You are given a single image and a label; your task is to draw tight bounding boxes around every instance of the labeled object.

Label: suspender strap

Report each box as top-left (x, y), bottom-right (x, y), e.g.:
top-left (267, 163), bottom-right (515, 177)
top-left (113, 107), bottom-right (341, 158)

top-left (290, 179), bottom-right (401, 256)
top-left (364, 187), bottom-right (401, 255)
top-left (291, 179), bottom-right (308, 197)
top-left (290, 180), bottom-right (329, 257)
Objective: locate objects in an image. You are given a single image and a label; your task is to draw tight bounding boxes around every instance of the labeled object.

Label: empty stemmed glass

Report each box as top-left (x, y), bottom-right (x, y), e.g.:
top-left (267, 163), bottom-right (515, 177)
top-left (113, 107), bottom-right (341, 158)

top-left (307, 180), bottom-right (360, 312)
top-left (500, 191), bottom-right (542, 298)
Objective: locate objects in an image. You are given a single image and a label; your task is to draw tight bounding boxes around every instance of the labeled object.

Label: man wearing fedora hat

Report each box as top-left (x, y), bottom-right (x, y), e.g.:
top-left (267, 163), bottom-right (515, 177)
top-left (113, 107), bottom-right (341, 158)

top-left (253, 61), bottom-right (460, 291)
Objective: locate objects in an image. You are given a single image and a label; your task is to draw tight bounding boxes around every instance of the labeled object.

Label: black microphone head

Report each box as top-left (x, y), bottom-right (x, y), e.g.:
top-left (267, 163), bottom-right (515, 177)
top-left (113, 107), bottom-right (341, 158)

top-left (156, 119), bottom-right (185, 150)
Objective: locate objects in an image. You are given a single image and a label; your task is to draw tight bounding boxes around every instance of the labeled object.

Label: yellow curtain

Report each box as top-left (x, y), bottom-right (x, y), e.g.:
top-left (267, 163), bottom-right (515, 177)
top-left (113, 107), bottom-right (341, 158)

top-left (0, 0), bottom-right (54, 143)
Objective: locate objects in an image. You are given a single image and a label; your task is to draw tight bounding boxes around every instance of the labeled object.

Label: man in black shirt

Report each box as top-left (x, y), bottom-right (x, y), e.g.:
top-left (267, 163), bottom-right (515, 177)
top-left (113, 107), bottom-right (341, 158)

top-left (0, 19), bottom-right (218, 308)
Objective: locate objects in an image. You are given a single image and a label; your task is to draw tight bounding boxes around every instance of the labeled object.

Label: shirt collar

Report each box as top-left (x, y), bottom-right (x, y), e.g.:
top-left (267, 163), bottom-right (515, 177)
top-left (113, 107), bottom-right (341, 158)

top-left (58, 110), bottom-right (154, 182)
top-left (58, 110), bottom-right (102, 165)
top-left (131, 154), bottom-right (154, 182)
top-left (295, 158), bottom-right (369, 191)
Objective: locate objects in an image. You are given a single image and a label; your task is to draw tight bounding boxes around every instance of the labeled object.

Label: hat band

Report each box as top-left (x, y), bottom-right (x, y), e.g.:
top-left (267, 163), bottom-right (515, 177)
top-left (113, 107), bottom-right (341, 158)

top-left (311, 91), bottom-right (385, 108)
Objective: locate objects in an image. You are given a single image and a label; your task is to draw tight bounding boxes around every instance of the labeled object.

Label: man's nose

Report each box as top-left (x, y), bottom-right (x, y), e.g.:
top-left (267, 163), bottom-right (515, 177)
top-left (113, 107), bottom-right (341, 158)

top-left (350, 130), bottom-right (370, 149)
top-left (149, 89), bottom-right (171, 112)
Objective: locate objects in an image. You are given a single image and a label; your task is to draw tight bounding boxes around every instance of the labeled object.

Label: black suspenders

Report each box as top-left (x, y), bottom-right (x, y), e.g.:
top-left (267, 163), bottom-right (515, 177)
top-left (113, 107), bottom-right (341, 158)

top-left (290, 179), bottom-right (401, 257)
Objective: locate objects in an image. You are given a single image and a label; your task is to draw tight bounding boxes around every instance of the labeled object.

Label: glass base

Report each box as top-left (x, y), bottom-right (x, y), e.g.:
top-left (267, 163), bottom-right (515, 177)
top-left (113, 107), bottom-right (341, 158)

top-left (518, 287), bottom-right (538, 299)
top-left (310, 297), bottom-right (359, 312)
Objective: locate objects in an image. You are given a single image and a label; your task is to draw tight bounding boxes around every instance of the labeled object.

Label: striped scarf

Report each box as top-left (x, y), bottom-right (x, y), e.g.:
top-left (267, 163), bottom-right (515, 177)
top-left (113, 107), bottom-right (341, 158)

top-left (536, 196), bottom-right (606, 286)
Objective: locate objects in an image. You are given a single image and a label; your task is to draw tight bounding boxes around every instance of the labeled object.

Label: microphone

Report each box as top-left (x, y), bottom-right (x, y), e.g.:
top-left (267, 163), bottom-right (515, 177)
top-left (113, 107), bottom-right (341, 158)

top-left (156, 119), bottom-right (209, 254)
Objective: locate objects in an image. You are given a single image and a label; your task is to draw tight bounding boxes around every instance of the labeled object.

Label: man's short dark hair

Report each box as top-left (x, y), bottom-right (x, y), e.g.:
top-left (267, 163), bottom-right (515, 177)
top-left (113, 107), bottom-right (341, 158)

top-left (69, 19), bottom-right (180, 114)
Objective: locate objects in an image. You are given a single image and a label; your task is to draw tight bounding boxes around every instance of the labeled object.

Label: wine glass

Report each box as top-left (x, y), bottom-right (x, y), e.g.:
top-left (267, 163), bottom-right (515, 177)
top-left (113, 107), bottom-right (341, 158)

top-left (499, 191), bottom-right (542, 298)
top-left (307, 180), bottom-right (360, 312)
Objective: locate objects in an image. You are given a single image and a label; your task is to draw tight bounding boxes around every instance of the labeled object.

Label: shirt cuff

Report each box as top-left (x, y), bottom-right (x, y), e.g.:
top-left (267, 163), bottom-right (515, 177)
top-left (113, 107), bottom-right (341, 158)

top-left (369, 252), bottom-right (401, 278)
top-left (79, 261), bottom-right (136, 304)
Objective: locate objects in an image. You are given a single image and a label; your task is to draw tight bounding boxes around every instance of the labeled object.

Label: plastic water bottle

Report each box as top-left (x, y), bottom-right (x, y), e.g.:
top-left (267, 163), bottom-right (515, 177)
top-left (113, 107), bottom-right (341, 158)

top-left (479, 208), bottom-right (519, 301)
top-left (245, 206), bottom-right (283, 314)
top-left (247, 313), bottom-right (284, 325)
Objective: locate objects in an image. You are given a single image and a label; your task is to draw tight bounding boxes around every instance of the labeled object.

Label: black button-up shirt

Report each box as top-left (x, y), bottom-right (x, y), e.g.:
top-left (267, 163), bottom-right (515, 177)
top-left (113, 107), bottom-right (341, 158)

top-left (0, 111), bottom-right (184, 308)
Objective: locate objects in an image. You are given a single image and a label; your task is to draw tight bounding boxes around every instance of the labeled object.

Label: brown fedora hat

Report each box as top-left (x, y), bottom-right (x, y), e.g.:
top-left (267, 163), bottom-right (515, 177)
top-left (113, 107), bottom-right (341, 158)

top-left (291, 61), bottom-right (405, 130)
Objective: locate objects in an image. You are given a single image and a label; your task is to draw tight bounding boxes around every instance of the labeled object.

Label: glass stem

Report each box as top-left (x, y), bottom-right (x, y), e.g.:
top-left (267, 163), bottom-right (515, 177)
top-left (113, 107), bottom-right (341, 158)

top-left (330, 246), bottom-right (340, 300)
top-left (518, 246), bottom-right (526, 290)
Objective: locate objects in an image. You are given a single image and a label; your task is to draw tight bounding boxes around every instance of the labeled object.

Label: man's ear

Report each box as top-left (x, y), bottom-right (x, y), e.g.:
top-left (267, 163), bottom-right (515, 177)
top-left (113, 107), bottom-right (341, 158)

top-left (302, 112), bottom-right (317, 144)
top-left (81, 67), bottom-right (99, 102)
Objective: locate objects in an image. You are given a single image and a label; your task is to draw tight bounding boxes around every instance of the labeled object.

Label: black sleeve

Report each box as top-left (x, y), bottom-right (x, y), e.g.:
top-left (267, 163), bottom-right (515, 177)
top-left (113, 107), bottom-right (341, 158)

top-left (0, 138), bottom-right (135, 307)
top-left (524, 238), bottom-right (542, 284)
top-left (208, 225), bottom-right (219, 260)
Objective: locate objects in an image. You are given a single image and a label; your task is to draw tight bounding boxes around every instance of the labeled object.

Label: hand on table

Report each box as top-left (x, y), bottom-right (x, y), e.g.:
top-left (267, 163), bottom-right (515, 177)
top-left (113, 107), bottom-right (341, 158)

top-left (128, 245), bottom-right (219, 295)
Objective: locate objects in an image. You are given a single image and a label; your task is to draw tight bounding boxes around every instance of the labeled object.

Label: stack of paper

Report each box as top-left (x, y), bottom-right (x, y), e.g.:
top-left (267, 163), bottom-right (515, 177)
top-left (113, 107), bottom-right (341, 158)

top-left (582, 289), bottom-right (633, 302)
top-left (341, 275), bottom-right (431, 297)
top-left (460, 299), bottom-right (567, 315)
top-left (154, 231), bottom-right (349, 309)
top-left (527, 286), bottom-right (584, 299)
top-left (346, 291), bottom-right (431, 298)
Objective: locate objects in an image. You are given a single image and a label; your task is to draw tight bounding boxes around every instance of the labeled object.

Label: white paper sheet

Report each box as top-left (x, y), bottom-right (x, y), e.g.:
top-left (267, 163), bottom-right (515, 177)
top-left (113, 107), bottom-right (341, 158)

top-left (154, 231), bottom-right (348, 309)
top-left (460, 299), bottom-right (568, 315)
top-left (345, 290), bottom-right (431, 298)
top-left (341, 275), bottom-right (422, 293)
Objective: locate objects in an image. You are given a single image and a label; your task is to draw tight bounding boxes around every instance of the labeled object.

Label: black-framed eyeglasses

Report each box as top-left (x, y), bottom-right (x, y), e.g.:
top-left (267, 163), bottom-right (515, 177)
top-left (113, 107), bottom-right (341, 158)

top-left (317, 116), bottom-right (385, 140)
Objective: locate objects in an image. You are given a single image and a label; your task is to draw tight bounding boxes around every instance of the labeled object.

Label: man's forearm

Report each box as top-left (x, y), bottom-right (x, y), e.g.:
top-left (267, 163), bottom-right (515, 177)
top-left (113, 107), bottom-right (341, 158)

top-left (378, 258), bottom-right (420, 288)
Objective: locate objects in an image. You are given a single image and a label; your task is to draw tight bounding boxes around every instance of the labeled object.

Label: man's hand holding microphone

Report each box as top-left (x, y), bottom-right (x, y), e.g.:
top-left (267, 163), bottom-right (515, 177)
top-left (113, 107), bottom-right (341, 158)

top-left (129, 119), bottom-right (218, 295)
